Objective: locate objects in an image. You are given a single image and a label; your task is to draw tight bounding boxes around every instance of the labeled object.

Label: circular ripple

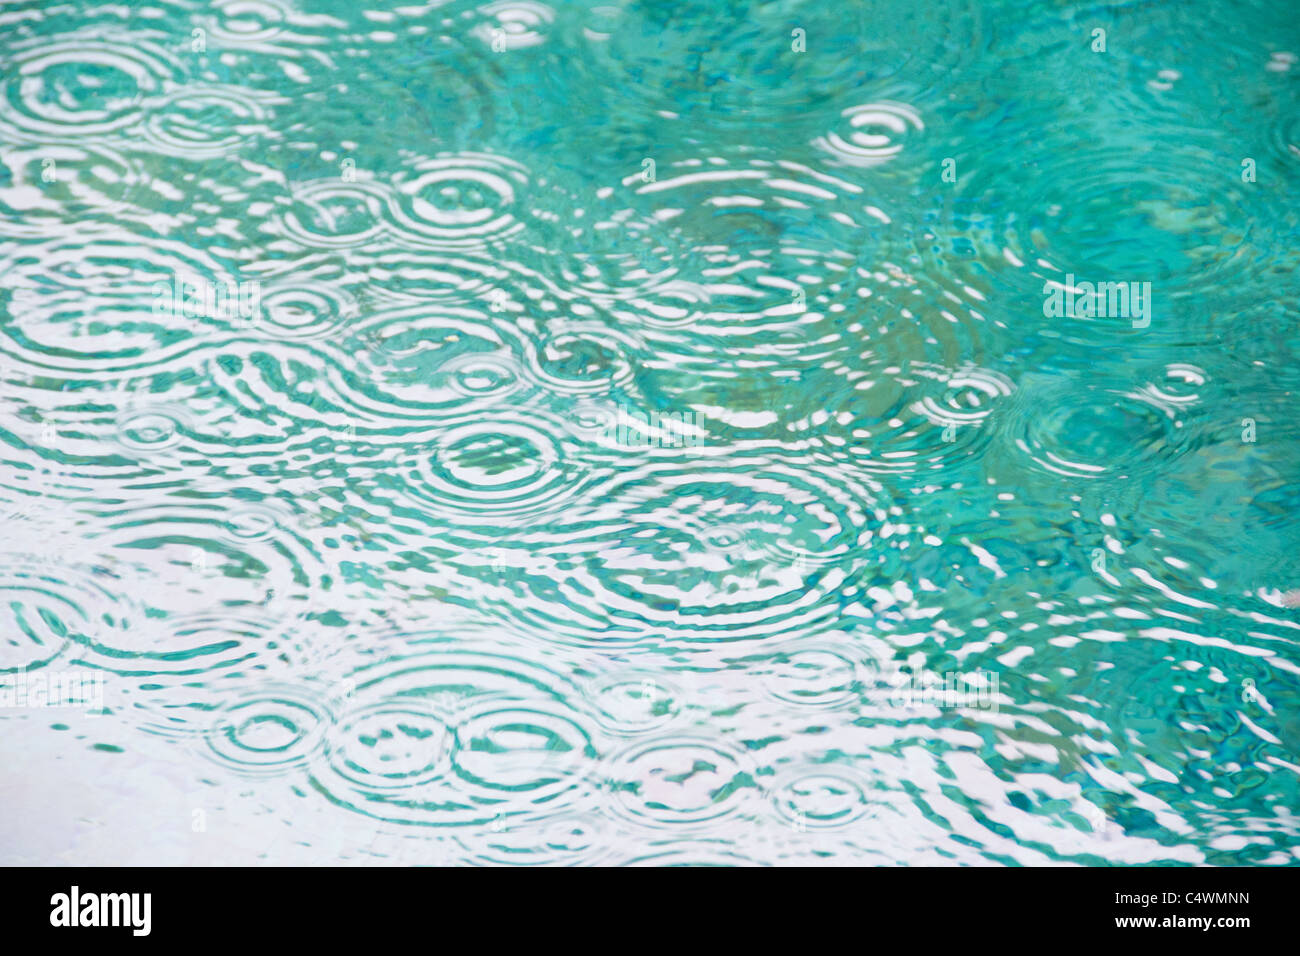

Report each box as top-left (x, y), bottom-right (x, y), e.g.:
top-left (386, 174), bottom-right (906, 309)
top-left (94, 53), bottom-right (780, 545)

top-left (222, 504), bottom-right (282, 544)
top-left (635, 153), bottom-right (864, 208)
top-left (1135, 364), bottom-right (1207, 412)
top-left (471, 1), bottom-right (555, 50)
top-left (318, 304), bottom-right (535, 422)
top-left (602, 735), bottom-right (756, 830)
top-left (700, 523), bottom-right (749, 556)
top-left (441, 350), bottom-right (525, 401)
top-left (491, 457), bottom-right (884, 646)
top-left (620, 844), bottom-right (767, 867)
top-left (326, 699), bottom-right (452, 792)
top-left (813, 102), bottom-right (924, 168)
top-left (278, 180), bottom-right (390, 249)
top-left (913, 364), bottom-right (1014, 429)
top-left (139, 86), bottom-right (274, 159)
top-left (81, 495), bottom-right (326, 604)
top-left (115, 405), bottom-right (189, 452)
top-left (310, 644), bottom-right (596, 827)
top-left (580, 669), bottom-right (684, 735)
top-left (767, 764), bottom-right (880, 830)
top-left (624, 154), bottom-right (866, 253)
top-left (0, 232), bottom-right (237, 378)
top-left (199, 0), bottom-right (290, 44)
top-left (809, 365), bottom-right (1015, 473)
top-left (388, 153), bottom-right (527, 249)
top-left (1011, 381), bottom-right (1190, 481)
top-left (395, 414), bottom-right (591, 523)
top-left (759, 642), bottom-right (878, 710)
top-left (203, 684), bottom-right (332, 776)
top-left (568, 399), bottom-right (621, 440)
top-left (524, 322), bottom-right (637, 396)
top-left (453, 697), bottom-right (594, 798)
top-left (0, 36), bottom-right (182, 142)
top-left (624, 279), bottom-right (713, 331)
top-left (603, 253), bottom-right (865, 393)
top-left (257, 278), bottom-right (359, 341)
top-left (0, 230), bottom-right (234, 298)
top-left (357, 251), bottom-right (512, 304)
top-left (510, 171), bottom-right (689, 304)
top-left (809, 362), bottom-right (1017, 474)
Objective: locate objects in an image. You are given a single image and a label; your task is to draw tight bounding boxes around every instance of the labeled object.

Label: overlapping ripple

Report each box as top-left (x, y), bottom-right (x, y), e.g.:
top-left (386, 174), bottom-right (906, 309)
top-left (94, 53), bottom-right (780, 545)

top-left (481, 456), bottom-right (892, 647)
top-left (0, 33), bottom-right (185, 143)
top-left (2, 0), bottom-right (1297, 868)
top-left (309, 639), bottom-right (599, 827)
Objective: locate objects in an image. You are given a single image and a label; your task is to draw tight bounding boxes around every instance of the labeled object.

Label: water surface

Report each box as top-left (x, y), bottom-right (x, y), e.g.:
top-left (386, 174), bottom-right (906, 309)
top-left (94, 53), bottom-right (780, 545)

top-left (1, 0), bottom-right (1298, 865)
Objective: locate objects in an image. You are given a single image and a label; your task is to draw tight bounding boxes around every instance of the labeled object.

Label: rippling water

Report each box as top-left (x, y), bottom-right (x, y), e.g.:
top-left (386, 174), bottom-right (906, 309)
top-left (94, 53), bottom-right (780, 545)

top-left (1, 0), bottom-right (1298, 866)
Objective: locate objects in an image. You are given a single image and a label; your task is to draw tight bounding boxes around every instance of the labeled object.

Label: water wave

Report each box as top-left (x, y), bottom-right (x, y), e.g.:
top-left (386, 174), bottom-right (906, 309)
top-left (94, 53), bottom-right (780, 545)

top-left (0, 34), bottom-right (184, 143)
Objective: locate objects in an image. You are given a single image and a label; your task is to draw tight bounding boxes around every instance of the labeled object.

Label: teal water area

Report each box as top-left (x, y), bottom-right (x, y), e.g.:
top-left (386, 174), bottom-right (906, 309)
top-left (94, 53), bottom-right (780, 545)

top-left (0, 0), bottom-right (1298, 865)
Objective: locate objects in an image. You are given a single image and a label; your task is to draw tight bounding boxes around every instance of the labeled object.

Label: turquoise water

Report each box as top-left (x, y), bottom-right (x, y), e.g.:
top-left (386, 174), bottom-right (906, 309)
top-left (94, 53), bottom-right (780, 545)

top-left (1, 0), bottom-right (1298, 866)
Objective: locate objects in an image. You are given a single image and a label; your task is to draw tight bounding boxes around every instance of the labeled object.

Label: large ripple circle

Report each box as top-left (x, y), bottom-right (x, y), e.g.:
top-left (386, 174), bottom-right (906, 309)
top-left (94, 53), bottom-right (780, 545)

top-left (395, 414), bottom-right (591, 523)
top-left (489, 457), bottom-right (888, 646)
top-left (602, 735), bottom-right (757, 830)
top-left (814, 102), bottom-right (924, 168)
top-left (0, 37), bottom-right (181, 142)
top-left (767, 764), bottom-right (881, 831)
top-left (325, 699), bottom-right (452, 792)
top-left (1010, 381), bottom-right (1190, 481)
top-left (388, 153), bottom-right (527, 249)
top-left (203, 684), bottom-right (333, 777)
top-left (309, 644), bottom-right (596, 827)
